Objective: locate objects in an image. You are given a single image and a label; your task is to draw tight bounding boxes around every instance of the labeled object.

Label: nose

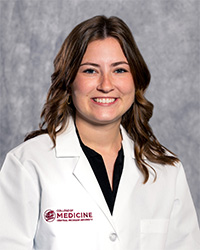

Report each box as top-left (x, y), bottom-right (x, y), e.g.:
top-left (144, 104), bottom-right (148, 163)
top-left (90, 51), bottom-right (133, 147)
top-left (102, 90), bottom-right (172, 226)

top-left (97, 74), bottom-right (114, 93)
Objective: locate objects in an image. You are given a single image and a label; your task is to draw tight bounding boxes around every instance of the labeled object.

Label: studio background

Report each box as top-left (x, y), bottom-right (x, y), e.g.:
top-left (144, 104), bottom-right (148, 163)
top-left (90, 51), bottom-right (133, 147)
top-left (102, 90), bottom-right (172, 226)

top-left (0, 0), bottom-right (199, 222)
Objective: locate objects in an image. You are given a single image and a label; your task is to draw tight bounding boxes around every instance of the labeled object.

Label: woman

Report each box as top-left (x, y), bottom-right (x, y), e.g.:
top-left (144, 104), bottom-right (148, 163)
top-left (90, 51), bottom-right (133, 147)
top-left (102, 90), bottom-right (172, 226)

top-left (0, 15), bottom-right (199, 250)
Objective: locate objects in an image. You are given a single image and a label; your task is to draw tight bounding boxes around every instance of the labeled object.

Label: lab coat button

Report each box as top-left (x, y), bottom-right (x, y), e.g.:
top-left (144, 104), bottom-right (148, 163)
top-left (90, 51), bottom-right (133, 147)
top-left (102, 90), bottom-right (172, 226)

top-left (109, 232), bottom-right (117, 241)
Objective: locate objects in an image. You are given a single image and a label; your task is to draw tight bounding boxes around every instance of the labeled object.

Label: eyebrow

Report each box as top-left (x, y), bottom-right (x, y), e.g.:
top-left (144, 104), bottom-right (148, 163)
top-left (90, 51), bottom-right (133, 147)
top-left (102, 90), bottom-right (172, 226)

top-left (80, 61), bottom-right (129, 67)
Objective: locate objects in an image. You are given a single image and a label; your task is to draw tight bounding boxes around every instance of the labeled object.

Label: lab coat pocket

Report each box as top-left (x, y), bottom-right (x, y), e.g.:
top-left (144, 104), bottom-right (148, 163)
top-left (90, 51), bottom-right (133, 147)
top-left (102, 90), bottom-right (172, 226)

top-left (140, 219), bottom-right (169, 250)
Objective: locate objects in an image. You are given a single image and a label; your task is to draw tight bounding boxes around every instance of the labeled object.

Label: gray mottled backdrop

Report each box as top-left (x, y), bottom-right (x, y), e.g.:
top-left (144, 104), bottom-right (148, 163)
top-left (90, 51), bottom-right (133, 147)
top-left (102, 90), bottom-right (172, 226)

top-left (0, 0), bottom-right (199, 222)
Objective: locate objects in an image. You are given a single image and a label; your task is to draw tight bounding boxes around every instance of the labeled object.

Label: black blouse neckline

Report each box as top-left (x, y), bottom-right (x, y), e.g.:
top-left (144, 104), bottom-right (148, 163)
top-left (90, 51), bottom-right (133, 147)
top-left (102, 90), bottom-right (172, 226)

top-left (75, 126), bottom-right (124, 214)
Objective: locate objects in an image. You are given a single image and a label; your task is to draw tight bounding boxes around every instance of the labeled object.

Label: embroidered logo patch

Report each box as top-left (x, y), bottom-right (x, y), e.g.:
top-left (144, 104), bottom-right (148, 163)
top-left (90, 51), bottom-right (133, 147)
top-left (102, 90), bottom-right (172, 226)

top-left (44, 209), bottom-right (56, 222)
top-left (44, 209), bottom-right (93, 222)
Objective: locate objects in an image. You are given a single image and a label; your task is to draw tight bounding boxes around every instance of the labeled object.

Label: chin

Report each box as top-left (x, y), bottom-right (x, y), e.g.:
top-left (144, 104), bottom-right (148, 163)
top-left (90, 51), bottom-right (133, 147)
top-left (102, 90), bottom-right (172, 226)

top-left (90, 116), bottom-right (121, 126)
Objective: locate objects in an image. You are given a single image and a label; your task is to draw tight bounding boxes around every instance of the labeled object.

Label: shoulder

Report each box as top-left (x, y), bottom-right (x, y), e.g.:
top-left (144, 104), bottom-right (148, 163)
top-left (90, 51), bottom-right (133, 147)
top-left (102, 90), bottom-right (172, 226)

top-left (145, 158), bottom-right (185, 185)
top-left (7, 134), bottom-right (54, 163)
top-left (0, 134), bottom-right (55, 187)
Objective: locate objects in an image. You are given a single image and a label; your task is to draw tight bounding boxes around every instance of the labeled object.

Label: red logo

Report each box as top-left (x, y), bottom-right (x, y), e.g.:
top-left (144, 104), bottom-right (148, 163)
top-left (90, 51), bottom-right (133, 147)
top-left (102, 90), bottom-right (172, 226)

top-left (44, 209), bottom-right (56, 222)
top-left (44, 209), bottom-right (93, 222)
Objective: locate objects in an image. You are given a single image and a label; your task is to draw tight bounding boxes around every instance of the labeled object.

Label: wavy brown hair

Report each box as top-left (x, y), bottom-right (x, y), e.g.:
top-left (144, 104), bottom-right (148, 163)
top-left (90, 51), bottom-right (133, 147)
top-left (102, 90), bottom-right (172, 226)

top-left (25, 15), bottom-right (179, 183)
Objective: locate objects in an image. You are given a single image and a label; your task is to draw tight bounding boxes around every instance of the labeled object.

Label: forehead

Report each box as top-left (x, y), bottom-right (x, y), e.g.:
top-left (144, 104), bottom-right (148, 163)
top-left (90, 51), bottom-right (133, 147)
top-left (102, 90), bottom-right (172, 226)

top-left (81, 37), bottom-right (127, 63)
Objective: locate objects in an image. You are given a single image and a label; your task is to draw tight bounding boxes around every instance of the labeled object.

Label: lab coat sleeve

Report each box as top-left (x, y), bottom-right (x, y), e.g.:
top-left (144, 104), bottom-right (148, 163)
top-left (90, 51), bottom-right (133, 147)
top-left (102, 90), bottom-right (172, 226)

top-left (165, 162), bottom-right (200, 250)
top-left (0, 152), bottom-right (40, 250)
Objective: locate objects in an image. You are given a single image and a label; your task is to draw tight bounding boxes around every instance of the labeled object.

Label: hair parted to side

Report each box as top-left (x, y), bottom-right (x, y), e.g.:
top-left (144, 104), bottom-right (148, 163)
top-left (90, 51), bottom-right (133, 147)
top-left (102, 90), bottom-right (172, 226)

top-left (25, 15), bottom-right (179, 183)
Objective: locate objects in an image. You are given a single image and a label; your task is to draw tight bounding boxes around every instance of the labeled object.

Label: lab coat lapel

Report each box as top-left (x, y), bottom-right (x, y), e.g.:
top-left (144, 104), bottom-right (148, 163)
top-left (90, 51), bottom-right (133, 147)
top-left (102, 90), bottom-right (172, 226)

top-left (55, 118), bottom-right (116, 229)
top-left (72, 152), bottom-right (115, 226)
top-left (113, 127), bottom-right (140, 218)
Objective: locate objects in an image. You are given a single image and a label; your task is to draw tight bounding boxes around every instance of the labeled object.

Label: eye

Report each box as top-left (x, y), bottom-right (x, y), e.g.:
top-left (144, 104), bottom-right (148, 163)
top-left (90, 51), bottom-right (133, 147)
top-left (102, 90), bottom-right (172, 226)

top-left (114, 68), bottom-right (128, 73)
top-left (83, 68), bottom-right (96, 74)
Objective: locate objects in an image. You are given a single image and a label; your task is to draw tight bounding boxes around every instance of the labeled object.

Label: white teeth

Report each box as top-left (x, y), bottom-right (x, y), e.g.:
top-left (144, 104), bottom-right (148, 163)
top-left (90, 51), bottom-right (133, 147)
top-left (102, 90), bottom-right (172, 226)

top-left (94, 98), bottom-right (116, 103)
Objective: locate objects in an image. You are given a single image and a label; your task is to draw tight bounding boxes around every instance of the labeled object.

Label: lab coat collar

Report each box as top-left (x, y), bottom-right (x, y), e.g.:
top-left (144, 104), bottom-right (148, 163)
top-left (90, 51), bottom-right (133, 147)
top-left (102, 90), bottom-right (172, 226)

top-left (55, 117), bottom-right (81, 157)
top-left (55, 116), bottom-right (135, 159)
top-left (55, 117), bottom-right (115, 229)
top-left (55, 117), bottom-right (138, 231)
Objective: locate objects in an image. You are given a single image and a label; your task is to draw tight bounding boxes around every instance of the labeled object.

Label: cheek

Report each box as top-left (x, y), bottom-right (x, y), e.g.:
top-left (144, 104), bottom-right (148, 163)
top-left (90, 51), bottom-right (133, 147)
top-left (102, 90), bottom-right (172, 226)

top-left (71, 82), bottom-right (85, 100)
top-left (121, 81), bottom-right (135, 106)
top-left (72, 76), bottom-right (94, 97)
top-left (121, 79), bottom-right (135, 96)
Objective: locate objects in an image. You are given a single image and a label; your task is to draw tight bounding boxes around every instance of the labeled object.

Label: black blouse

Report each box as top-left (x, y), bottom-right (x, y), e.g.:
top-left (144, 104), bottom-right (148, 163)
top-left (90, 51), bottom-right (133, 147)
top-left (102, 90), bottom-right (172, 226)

top-left (76, 128), bottom-right (124, 214)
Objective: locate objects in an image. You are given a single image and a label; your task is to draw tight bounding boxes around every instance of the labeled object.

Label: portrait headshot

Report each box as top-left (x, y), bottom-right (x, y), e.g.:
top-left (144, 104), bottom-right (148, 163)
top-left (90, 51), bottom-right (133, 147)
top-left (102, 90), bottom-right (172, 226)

top-left (0, 0), bottom-right (199, 249)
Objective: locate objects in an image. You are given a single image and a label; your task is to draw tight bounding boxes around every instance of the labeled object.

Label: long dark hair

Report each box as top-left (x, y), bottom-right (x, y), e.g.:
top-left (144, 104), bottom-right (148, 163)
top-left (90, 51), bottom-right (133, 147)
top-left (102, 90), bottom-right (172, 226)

top-left (25, 15), bottom-right (179, 182)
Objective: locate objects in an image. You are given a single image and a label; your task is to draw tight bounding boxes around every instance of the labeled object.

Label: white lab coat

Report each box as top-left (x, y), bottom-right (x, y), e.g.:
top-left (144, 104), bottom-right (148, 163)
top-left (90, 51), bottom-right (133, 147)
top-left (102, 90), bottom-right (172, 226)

top-left (0, 117), bottom-right (199, 250)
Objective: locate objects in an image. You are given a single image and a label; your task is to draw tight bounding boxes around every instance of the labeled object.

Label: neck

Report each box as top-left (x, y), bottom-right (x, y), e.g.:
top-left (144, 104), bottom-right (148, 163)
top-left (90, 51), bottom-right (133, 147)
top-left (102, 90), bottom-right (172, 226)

top-left (75, 118), bottom-right (122, 154)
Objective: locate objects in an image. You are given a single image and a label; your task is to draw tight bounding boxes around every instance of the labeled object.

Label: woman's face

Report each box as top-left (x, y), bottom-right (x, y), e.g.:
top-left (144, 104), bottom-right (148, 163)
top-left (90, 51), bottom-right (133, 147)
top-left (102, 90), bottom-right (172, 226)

top-left (71, 37), bottom-right (135, 127)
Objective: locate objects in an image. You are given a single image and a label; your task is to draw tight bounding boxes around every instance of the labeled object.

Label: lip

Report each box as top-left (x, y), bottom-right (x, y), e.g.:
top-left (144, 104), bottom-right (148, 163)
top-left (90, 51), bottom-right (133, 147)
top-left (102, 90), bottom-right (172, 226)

top-left (91, 97), bottom-right (118, 105)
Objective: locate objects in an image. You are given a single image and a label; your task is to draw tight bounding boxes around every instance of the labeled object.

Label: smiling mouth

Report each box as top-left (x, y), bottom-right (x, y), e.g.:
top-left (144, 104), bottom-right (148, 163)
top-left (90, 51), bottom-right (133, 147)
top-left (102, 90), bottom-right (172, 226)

top-left (93, 98), bottom-right (116, 104)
